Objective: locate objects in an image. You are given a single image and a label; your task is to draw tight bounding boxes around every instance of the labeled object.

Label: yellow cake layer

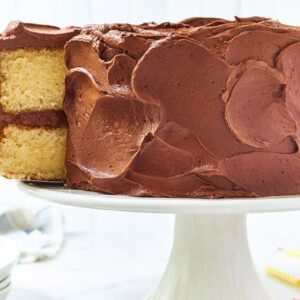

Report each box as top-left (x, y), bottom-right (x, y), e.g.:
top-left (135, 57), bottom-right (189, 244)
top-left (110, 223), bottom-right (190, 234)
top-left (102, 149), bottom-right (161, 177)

top-left (0, 125), bottom-right (66, 180)
top-left (0, 48), bottom-right (66, 113)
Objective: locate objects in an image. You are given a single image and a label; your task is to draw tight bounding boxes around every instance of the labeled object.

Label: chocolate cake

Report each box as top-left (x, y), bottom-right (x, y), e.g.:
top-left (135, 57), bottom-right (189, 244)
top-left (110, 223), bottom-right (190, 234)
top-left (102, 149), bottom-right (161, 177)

top-left (64, 17), bottom-right (300, 198)
top-left (0, 22), bottom-right (80, 180)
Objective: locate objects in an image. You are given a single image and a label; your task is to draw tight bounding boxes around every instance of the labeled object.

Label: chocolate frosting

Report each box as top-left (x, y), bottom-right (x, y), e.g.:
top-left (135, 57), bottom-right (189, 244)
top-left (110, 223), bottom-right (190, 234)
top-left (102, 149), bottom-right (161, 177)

top-left (0, 21), bottom-right (81, 50)
top-left (64, 17), bottom-right (300, 198)
top-left (0, 108), bottom-right (66, 130)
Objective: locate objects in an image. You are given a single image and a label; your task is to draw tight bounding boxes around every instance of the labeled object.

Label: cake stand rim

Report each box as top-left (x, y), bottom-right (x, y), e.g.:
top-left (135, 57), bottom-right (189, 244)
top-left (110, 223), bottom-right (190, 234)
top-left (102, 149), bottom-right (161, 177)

top-left (18, 181), bottom-right (300, 214)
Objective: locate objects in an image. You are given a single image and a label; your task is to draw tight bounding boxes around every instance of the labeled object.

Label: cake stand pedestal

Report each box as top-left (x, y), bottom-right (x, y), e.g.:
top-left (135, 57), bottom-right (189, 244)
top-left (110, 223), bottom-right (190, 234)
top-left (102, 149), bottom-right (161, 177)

top-left (18, 182), bottom-right (300, 300)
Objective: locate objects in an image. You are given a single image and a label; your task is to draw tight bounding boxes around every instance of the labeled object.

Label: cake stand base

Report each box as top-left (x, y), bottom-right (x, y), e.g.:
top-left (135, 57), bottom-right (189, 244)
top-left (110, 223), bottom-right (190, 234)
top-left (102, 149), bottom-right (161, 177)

top-left (145, 214), bottom-right (272, 300)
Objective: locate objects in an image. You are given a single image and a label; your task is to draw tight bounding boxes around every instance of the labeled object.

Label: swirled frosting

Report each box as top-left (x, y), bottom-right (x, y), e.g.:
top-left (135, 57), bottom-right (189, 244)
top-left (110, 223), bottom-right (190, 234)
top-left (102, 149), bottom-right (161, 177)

top-left (64, 17), bottom-right (300, 198)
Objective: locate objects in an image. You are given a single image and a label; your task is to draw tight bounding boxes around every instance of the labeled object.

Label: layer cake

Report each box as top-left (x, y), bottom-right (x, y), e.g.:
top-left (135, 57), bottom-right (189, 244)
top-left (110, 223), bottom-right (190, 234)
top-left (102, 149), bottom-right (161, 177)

top-left (1, 17), bottom-right (300, 198)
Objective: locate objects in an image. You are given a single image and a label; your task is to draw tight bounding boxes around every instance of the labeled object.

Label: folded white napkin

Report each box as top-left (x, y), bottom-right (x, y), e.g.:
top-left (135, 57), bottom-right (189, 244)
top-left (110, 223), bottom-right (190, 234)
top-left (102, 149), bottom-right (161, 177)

top-left (0, 201), bottom-right (64, 263)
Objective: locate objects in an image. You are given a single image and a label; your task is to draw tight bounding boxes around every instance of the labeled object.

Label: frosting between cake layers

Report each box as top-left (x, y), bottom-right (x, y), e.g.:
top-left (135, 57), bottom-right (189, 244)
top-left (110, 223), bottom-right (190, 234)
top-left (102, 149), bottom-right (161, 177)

top-left (0, 108), bottom-right (66, 130)
top-left (64, 17), bottom-right (300, 198)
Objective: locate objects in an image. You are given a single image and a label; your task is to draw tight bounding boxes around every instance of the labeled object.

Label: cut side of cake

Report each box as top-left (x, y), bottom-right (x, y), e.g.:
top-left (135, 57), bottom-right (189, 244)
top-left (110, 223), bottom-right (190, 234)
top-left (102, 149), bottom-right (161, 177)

top-left (0, 21), bottom-right (80, 181)
top-left (64, 17), bottom-right (300, 198)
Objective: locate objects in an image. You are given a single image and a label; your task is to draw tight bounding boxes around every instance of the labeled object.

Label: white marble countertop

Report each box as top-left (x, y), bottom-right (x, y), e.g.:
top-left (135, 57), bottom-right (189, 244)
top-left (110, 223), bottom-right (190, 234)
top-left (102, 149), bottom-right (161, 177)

top-left (4, 209), bottom-right (300, 300)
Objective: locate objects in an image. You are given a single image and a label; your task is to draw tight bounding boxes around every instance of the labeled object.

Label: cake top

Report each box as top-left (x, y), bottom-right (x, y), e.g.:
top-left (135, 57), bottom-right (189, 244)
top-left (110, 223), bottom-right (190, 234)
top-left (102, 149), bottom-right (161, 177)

top-left (64, 17), bottom-right (300, 198)
top-left (0, 21), bottom-right (81, 50)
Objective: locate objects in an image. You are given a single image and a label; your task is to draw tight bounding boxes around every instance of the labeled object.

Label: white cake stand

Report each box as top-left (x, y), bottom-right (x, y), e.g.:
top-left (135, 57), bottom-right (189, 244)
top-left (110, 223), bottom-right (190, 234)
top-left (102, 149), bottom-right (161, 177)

top-left (18, 182), bottom-right (300, 300)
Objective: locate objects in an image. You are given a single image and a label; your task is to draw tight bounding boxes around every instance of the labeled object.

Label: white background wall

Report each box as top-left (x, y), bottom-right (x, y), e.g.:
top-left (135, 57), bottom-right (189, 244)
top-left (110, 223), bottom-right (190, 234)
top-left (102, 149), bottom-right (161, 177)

top-left (0, 0), bottom-right (300, 250)
top-left (1, 0), bottom-right (300, 29)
